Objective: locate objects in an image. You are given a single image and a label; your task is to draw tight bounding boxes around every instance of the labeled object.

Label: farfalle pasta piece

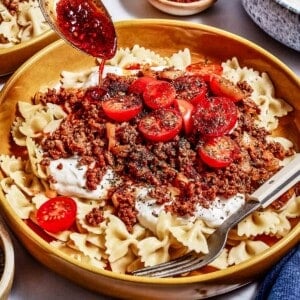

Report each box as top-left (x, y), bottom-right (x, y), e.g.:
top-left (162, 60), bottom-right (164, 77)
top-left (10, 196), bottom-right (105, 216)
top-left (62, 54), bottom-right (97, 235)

top-left (169, 217), bottom-right (214, 254)
top-left (228, 240), bottom-right (269, 265)
top-left (107, 45), bottom-right (168, 68)
top-left (137, 235), bottom-right (171, 267)
top-left (9, 170), bottom-right (43, 196)
top-left (76, 200), bottom-right (108, 235)
top-left (0, 154), bottom-right (42, 196)
top-left (26, 137), bottom-right (47, 179)
top-left (237, 210), bottom-right (285, 237)
top-left (19, 110), bottom-right (53, 138)
top-left (17, 1), bottom-right (49, 38)
top-left (0, 3), bottom-right (19, 47)
top-left (208, 249), bottom-right (229, 270)
top-left (222, 57), bottom-right (292, 131)
top-left (18, 101), bottom-right (43, 119)
top-left (0, 0), bottom-right (50, 48)
top-left (11, 117), bottom-right (27, 146)
top-left (280, 195), bottom-right (300, 218)
top-left (17, 101), bottom-right (66, 138)
top-left (109, 247), bottom-right (139, 274)
top-left (137, 212), bottom-right (182, 266)
top-left (1, 183), bottom-right (34, 219)
top-left (68, 232), bottom-right (106, 261)
top-left (168, 48), bottom-right (191, 70)
top-left (105, 215), bottom-right (146, 263)
top-left (0, 155), bottom-right (25, 176)
top-left (50, 240), bottom-right (106, 269)
top-left (61, 67), bottom-right (99, 89)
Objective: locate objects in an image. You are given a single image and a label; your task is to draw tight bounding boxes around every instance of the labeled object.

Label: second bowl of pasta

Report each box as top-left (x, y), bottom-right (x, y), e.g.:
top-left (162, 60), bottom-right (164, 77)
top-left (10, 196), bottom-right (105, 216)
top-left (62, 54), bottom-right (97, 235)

top-left (0, 0), bottom-right (58, 76)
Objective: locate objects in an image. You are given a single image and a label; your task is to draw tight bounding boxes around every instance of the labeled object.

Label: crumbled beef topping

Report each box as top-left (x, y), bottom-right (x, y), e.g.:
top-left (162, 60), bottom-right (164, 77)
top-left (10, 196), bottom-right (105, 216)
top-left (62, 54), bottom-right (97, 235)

top-left (2, 0), bottom-right (23, 15)
top-left (85, 206), bottom-right (104, 226)
top-left (36, 70), bottom-right (294, 231)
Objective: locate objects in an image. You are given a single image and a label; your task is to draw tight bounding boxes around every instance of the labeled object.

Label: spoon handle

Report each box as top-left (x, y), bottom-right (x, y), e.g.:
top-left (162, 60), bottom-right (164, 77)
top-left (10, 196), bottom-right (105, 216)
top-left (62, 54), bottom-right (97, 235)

top-left (250, 154), bottom-right (300, 208)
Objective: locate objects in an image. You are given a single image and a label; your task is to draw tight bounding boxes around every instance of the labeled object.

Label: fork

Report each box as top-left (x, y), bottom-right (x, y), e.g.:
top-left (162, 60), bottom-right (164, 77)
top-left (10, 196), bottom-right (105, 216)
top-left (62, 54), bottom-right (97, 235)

top-left (132, 153), bottom-right (300, 277)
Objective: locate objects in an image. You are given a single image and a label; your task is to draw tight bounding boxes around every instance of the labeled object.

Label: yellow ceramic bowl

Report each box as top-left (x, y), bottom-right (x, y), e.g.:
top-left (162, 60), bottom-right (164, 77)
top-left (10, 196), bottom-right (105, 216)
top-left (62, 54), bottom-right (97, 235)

top-left (147, 0), bottom-right (217, 16)
top-left (0, 29), bottom-right (58, 76)
top-left (0, 20), bottom-right (299, 299)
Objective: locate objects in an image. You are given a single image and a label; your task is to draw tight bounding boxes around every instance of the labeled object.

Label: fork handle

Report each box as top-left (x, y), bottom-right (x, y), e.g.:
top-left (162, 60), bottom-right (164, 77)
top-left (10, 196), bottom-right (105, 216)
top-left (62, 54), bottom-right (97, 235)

top-left (219, 154), bottom-right (300, 231)
top-left (250, 153), bottom-right (300, 208)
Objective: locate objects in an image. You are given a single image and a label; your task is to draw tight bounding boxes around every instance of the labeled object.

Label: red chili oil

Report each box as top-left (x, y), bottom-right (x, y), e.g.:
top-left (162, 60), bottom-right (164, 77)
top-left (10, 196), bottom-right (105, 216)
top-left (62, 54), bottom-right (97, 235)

top-left (56, 0), bottom-right (117, 60)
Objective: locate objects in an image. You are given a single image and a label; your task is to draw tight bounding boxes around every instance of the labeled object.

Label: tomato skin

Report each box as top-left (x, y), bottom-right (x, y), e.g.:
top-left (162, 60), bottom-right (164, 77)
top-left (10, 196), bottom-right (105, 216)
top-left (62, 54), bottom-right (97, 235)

top-left (173, 75), bottom-right (208, 105)
top-left (186, 61), bottom-right (223, 82)
top-left (193, 96), bottom-right (238, 138)
top-left (36, 196), bottom-right (77, 233)
top-left (199, 136), bottom-right (240, 168)
top-left (128, 76), bottom-right (156, 94)
top-left (143, 80), bottom-right (176, 109)
top-left (209, 75), bottom-right (245, 102)
top-left (102, 95), bottom-right (142, 122)
top-left (174, 99), bottom-right (194, 135)
top-left (138, 108), bottom-right (183, 142)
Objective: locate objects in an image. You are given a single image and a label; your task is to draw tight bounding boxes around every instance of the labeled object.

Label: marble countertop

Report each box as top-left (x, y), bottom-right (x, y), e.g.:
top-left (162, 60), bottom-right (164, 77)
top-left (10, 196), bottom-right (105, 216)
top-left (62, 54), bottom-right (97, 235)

top-left (2, 0), bottom-right (299, 299)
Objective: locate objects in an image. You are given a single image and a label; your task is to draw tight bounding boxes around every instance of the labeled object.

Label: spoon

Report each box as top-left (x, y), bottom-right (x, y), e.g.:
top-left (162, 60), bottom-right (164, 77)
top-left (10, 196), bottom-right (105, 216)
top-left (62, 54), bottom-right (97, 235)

top-left (39, 0), bottom-right (117, 60)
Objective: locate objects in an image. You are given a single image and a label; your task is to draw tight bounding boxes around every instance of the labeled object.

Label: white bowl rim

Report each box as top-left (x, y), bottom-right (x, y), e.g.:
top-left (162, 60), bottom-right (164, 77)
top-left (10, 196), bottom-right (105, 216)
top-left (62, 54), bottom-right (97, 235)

top-left (273, 0), bottom-right (300, 14)
top-left (0, 218), bottom-right (14, 298)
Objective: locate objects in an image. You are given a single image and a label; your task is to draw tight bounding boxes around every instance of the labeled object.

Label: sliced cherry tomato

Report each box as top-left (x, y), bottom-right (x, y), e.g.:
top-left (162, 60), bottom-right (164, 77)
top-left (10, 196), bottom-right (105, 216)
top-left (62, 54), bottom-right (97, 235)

top-left (174, 99), bottom-right (194, 135)
top-left (199, 136), bottom-right (240, 168)
top-left (186, 61), bottom-right (223, 82)
top-left (124, 63), bottom-right (141, 70)
top-left (209, 75), bottom-right (245, 102)
top-left (193, 96), bottom-right (238, 138)
top-left (173, 75), bottom-right (208, 105)
top-left (138, 108), bottom-right (182, 142)
top-left (102, 95), bottom-right (142, 122)
top-left (128, 76), bottom-right (156, 94)
top-left (143, 80), bottom-right (176, 109)
top-left (36, 196), bottom-right (77, 233)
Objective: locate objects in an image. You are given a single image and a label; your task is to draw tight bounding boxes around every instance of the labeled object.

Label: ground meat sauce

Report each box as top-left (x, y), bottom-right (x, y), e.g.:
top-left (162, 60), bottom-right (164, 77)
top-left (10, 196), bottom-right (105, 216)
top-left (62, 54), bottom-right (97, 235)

top-left (35, 69), bottom-right (294, 231)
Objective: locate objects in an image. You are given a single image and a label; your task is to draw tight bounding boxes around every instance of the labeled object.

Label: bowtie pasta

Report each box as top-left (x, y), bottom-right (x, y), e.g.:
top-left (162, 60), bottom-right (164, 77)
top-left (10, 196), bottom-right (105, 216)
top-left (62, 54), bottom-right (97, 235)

top-left (0, 45), bottom-right (299, 277)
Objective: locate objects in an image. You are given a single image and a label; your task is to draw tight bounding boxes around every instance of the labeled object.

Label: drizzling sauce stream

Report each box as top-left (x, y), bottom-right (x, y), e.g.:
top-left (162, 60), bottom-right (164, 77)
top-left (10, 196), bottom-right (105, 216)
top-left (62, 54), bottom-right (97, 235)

top-left (55, 0), bottom-right (117, 84)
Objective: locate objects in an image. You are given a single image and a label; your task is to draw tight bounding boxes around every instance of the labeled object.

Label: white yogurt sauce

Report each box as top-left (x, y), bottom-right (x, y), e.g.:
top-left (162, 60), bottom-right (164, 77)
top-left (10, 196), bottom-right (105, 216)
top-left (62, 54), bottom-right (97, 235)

top-left (134, 186), bottom-right (245, 231)
top-left (47, 157), bottom-right (119, 200)
top-left (48, 157), bottom-right (245, 229)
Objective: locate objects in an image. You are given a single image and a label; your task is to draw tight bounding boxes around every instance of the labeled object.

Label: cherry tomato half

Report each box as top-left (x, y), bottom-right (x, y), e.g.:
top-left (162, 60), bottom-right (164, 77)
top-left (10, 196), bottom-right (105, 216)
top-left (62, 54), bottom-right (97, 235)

top-left (138, 108), bottom-right (183, 142)
top-left (128, 76), bottom-right (156, 94)
top-left (102, 95), bottom-right (142, 122)
top-left (36, 196), bottom-right (77, 233)
top-left (143, 80), bottom-right (176, 109)
top-left (173, 75), bottom-right (208, 105)
top-left (209, 75), bottom-right (245, 102)
top-left (199, 136), bottom-right (240, 168)
top-left (186, 61), bottom-right (223, 82)
top-left (193, 96), bottom-right (238, 138)
top-left (174, 99), bottom-right (194, 135)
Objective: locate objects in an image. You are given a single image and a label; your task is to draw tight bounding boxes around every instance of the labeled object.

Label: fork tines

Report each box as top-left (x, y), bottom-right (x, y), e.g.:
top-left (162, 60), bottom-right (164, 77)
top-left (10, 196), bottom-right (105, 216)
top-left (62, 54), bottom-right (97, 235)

top-left (132, 253), bottom-right (205, 277)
